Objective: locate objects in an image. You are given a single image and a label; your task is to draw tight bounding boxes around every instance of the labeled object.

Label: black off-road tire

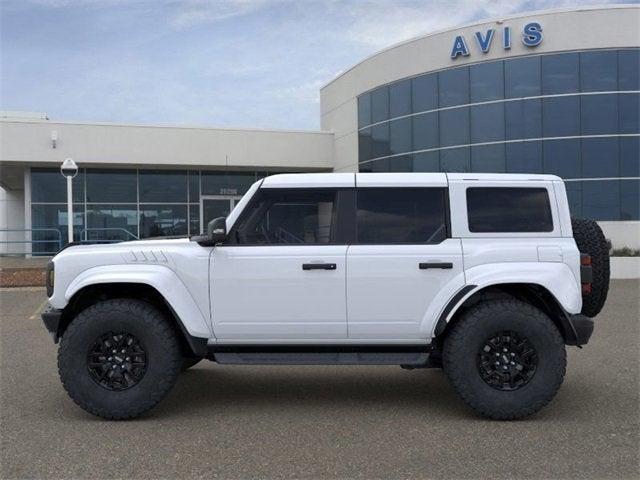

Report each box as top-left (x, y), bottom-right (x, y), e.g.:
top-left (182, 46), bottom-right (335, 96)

top-left (571, 218), bottom-right (610, 317)
top-left (443, 299), bottom-right (566, 420)
top-left (58, 299), bottom-right (182, 420)
top-left (181, 357), bottom-right (202, 371)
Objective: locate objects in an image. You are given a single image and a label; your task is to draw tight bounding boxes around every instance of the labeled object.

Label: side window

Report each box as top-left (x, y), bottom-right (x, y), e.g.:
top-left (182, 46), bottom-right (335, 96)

top-left (356, 188), bottom-right (448, 244)
top-left (466, 187), bottom-right (553, 232)
top-left (233, 190), bottom-right (337, 245)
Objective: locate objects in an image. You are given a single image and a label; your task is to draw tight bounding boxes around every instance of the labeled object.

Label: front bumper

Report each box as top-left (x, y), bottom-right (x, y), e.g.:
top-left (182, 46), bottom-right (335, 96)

top-left (565, 313), bottom-right (594, 346)
top-left (41, 304), bottom-right (63, 343)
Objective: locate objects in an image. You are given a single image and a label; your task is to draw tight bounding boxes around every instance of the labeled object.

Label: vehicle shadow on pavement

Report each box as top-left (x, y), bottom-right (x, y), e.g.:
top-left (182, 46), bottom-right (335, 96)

top-left (151, 364), bottom-right (474, 419)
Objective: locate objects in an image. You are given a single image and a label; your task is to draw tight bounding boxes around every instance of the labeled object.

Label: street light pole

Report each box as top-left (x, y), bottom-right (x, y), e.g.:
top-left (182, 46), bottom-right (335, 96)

top-left (60, 158), bottom-right (78, 244)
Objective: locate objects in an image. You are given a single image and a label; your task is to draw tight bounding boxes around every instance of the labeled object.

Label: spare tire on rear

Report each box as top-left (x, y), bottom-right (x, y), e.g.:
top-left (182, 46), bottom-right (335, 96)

top-left (571, 218), bottom-right (610, 317)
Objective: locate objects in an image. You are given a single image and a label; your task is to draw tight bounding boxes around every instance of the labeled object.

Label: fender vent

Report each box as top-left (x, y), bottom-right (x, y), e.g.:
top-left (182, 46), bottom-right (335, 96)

top-left (127, 250), bottom-right (169, 263)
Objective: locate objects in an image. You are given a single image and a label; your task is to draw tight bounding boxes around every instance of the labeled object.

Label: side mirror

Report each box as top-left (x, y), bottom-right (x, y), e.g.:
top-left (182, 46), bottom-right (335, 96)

top-left (207, 216), bottom-right (227, 244)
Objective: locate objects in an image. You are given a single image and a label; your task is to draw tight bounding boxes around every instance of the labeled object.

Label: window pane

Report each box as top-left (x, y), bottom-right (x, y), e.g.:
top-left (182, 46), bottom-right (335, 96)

top-left (201, 171), bottom-right (255, 196)
top-left (139, 205), bottom-right (187, 238)
top-left (440, 147), bottom-right (470, 172)
top-left (32, 204), bottom-right (84, 252)
top-left (619, 92), bottom-right (640, 134)
top-left (471, 144), bottom-right (505, 172)
top-left (582, 137), bottom-right (619, 178)
top-left (31, 168), bottom-right (84, 203)
top-left (358, 93), bottom-right (372, 128)
top-left (368, 157), bottom-right (391, 172)
top-left (139, 170), bottom-right (187, 203)
top-left (581, 94), bottom-right (618, 135)
top-left (621, 179), bottom-right (640, 220)
top-left (412, 112), bottom-right (438, 150)
top-left (356, 188), bottom-right (447, 244)
top-left (620, 137), bottom-right (640, 177)
top-left (188, 171), bottom-right (200, 202)
top-left (542, 52), bottom-right (579, 95)
top-left (467, 187), bottom-right (553, 232)
top-left (505, 99), bottom-right (542, 140)
top-left (388, 155), bottom-right (413, 172)
top-left (440, 107), bottom-right (469, 147)
top-left (390, 79), bottom-right (411, 118)
top-left (359, 128), bottom-right (373, 162)
top-left (412, 74), bottom-right (438, 113)
top-left (413, 151), bottom-right (440, 172)
top-left (470, 103), bottom-right (504, 143)
top-left (542, 96), bottom-right (580, 137)
top-left (389, 117), bottom-right (412, 155)
top-left (619, 49), bottom-right (640, 91)
top-left (189, 204), bottom-right (200, 235)
top-left (235, 190), bottom-right (336, 245)
top-left (439, 67), bottom-right (469, 107)
top-left (565, 181), bottom-right (582, 218)
top-left (506, 141), bottom-right (543, 173)
top-left (371, 87), bottom-right (389, 123)
top-left (583, 180), bottom-right (620, 220)
top-left (543, 139), bottom-right (581, 178)
top-left (86, 205), bottom-right (137, 241)
top-left (505, 56), bottom-right (541, 98)
top-left (371, 123), bottom-right (390, 158)
top-left (580, 50), bottom-right (618, 92)
top-left (470, 61), bottom-right (504, 102)
top-left (86, 169), bottom-right (136, 203)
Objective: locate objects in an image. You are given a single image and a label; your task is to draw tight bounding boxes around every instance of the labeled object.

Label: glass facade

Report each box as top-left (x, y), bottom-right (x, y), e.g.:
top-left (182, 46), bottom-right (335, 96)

top-left (30, 168), bottom-right (289, 254)
top-left (357, 48), bottom-right (640, 220)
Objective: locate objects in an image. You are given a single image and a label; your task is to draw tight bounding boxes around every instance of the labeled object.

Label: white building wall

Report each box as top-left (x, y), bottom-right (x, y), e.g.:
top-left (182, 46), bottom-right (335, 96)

top-left (0, 186), bottom-right (25, 254)
top-left (0, 120), bottom-right (334, 171)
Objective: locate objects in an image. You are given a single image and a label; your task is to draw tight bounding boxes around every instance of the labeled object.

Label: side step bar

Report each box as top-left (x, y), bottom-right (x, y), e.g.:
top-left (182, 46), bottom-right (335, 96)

top-left (207, 345), bottom-right (435, 367)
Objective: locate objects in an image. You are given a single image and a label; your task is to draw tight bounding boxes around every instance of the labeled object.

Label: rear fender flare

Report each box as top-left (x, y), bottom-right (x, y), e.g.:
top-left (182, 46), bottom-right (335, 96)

top-left (429, 262), bottom-right (582, 338)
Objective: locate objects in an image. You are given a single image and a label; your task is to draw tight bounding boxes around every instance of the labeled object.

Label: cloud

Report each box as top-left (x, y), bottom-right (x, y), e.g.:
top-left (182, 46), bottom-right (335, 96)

top-left (169, 0), bottom-right (276, 29)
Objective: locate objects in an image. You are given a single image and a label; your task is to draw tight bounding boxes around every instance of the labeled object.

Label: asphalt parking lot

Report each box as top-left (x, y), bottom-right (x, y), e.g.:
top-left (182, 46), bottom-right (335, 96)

top-left (1, 281), bottom-right (639, 479)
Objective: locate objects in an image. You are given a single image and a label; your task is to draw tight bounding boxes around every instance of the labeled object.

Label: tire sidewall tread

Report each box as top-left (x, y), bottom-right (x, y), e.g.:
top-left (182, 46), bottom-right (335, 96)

top-left (57, 298), bottom-right (182, 420)
top-left (443, 299), bottom-right (566, 420)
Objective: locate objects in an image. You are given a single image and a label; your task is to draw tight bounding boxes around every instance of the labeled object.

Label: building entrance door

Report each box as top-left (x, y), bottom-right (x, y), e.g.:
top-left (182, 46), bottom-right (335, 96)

top-left (200, 195), bottom-right (242, 234)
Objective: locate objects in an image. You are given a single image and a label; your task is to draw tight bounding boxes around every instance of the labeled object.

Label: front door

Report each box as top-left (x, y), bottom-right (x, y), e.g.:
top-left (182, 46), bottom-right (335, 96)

top-left (210, 188), bottom-right (348, 341)
top-left (200, 196), bottom-right (242, 234)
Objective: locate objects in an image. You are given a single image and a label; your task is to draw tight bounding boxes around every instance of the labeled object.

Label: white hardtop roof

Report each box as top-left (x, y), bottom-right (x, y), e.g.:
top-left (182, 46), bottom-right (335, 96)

top-left (446, 173), bottom-right (561, 182)
top-left (261, 172), bottom-right (560, 188)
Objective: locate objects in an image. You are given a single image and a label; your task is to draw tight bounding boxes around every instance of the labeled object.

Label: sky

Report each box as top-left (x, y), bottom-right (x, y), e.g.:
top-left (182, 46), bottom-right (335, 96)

top-left (0, 0), bottom-right (629, 130)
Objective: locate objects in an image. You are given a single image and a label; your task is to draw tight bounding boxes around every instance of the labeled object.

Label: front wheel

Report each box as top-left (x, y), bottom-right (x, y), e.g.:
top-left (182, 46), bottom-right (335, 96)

top-left (58, 299), bottom-right (183, 420)
top-left (443, 299), bottom-right (566, 420)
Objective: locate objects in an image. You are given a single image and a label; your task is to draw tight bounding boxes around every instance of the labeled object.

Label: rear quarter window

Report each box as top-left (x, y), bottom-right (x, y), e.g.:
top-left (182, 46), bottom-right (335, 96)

top-left (466, 187), bottom-right (553, 232)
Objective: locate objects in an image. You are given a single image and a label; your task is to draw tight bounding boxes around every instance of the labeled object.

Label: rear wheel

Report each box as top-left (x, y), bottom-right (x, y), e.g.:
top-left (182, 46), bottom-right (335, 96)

top-left (443, 299), bottom-right (566, 420)
top-left (58, 298), bottom-right (182, 420)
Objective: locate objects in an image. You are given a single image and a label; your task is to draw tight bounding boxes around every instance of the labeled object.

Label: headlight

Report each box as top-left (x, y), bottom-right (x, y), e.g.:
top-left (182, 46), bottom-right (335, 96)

top-left (46, 261), bottom-right (54, 297)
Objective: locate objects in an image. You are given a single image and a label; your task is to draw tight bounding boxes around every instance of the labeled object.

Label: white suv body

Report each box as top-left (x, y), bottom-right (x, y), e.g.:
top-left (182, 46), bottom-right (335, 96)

top-left (42, 173), bottom-right (606, 420)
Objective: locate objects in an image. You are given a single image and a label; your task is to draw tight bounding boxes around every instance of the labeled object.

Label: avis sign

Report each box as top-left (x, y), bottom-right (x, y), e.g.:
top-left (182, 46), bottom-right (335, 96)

top-left (450, 22), bottom-right (543, 59)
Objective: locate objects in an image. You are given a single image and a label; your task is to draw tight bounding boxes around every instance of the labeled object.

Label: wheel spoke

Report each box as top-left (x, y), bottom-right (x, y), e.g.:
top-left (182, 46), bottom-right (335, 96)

top-left (477, 330), bottom-right (537, 391)
top-left (87, 331), bottom-right (147, 391)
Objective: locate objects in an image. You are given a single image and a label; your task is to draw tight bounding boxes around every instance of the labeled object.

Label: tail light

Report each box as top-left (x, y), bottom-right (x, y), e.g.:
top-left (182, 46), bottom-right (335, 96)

top-left (580, 254), bottom-right (592, 295)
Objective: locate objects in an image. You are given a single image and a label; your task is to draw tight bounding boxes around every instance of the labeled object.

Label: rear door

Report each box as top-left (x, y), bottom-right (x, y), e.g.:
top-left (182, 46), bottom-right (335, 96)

top-left (346, 175), bottom-right (464, 340)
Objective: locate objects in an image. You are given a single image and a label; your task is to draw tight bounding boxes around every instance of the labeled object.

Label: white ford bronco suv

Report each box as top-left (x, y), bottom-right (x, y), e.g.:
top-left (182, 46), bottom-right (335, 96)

top-left (42, 173), bottom-right (610, 420)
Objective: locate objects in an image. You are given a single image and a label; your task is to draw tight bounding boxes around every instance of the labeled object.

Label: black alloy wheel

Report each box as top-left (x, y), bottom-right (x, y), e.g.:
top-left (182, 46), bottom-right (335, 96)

top-left (477, 330), bottom-right (537, 391)
top-left (87, 332), bottom-right (147, 391)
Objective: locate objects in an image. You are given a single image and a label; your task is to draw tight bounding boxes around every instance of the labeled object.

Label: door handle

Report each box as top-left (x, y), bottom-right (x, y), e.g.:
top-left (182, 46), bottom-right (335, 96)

top-left (419, 262), bottom-right (453, 270)
top-left (302, 263), bottom-right (337, 271)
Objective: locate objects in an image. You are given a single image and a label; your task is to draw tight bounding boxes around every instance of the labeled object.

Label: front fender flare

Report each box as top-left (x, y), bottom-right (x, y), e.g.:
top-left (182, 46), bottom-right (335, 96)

top-left (64, 264), bottom-right (213, 339)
